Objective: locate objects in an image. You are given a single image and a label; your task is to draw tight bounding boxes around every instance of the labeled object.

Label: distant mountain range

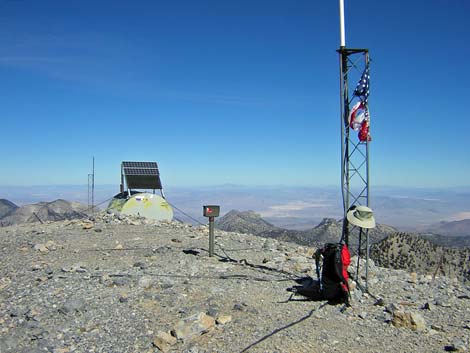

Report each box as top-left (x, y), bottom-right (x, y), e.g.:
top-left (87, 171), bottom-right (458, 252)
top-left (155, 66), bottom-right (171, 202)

top-left (0, 199), bottom-right (87, 226)
top-left (216, 209), bottom-right (397, 247)
top-left (416, 219), bottom-right (470, 247)
top-left (423, 219), bottom-right (470, 237)
top-left (2, 184), bottom-right (469, 231)
top-left (3, 196), bottom-right (470, 249)
top-left (216, 209), bottom-right (470, 248)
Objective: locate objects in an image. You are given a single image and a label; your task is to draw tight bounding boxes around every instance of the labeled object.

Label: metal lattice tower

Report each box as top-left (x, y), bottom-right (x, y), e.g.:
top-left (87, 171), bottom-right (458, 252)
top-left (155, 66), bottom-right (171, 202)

top-left (338, 49), bottom-right (372, 289)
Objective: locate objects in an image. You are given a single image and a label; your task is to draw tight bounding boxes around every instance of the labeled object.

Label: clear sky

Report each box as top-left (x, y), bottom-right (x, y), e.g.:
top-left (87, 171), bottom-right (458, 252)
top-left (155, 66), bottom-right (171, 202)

top-left (0, 0), bottom-right (469, 188)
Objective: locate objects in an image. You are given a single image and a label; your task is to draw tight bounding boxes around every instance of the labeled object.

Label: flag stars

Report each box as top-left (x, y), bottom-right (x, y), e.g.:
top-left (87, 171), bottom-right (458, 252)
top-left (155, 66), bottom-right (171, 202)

top-left (354, 65), bottom-right (370, 103)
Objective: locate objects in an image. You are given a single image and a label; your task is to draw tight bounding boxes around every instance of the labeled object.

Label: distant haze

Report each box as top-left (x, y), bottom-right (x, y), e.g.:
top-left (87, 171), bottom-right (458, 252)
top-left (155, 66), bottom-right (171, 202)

top-left (1, 184), bottom-right (469, 233)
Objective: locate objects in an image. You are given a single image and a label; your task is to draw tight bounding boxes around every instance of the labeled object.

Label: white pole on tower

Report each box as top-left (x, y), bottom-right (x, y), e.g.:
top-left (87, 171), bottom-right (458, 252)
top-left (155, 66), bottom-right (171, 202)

top-left (339, 0), bottom-right (346, 47)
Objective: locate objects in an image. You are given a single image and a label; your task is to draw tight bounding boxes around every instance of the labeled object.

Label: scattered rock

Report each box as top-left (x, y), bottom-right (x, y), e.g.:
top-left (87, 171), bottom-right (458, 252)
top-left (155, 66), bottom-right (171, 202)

top-left (172, 312), bottom-right (215, 342)
top-left (216, 315), bottom-right (232, 325)
top-left (206, 307), bottom-right (218, 318)
top-left (45, 240), bottom-right (57, 251)
top-left (1, 212), bottom-right (469, 353)
top-left (59, 298), bottom-right (86, 314)
top-left (82, 222), bottom-right (94, 230)
top-left (392, 310), bottom-right (426, 331)
top-left (386, 302), bottom-right (401, 314)
top-left (44, 267), bottom-right (53, 275)
top-left (119, 293), bottom-right (129, 303)
top-left (431, 324), bottom-right (445, 332)
top-left (446, 339), bottom-right (467, 352)
top-left (435, 297), bottom-right (452, 307)
top-left (232, 303), bottom-right (245, 312)
top-left (137, 276), bottom-right (154, 289)
top-left (33, 243), bottom-right (49, 253)
top-left (0, 277), bottom-right (11, 290)
top-left (420, 302), bottom-right (433, 310)
top-left (408, 272), bottom-right (418, 283)
top-left (153, 331), bottom-right (177, 353)
top-left (262, 239), bottom-right (276, 250)
top-left (159, 278), bottom-right (174, 289)
top-left (112, 277), bottom-right (130, 287)
top-left (154, 246), bottom-right (171, 254)
top-left (373, 298), bottom-right (385, 306)
top-left (133, 261), bottom-right (147, 270)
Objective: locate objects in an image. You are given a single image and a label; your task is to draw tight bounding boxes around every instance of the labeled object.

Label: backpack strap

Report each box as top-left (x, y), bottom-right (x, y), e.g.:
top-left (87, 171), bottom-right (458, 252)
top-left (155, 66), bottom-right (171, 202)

top-left (314, 248), bottom-right (323, 291)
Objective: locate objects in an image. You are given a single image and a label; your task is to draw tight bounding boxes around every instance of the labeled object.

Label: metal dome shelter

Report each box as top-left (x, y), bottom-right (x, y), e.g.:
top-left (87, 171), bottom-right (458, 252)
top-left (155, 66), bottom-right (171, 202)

top-left (107, 161), bottom-right (173, 221)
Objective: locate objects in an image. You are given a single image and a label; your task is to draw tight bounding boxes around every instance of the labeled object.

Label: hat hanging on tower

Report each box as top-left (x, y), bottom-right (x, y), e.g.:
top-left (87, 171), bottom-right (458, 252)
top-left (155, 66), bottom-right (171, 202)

top-left (346, 205), bottom-right (376, 229)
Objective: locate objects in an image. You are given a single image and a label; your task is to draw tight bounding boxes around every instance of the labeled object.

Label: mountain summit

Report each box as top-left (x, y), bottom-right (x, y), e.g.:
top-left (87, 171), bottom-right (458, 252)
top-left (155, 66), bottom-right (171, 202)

top-left (216, 210), bottom-right (279, 235)
top-left (0, 199), bottom-right (87, 226)
top-left (0, 199), bottom-right (18, 219)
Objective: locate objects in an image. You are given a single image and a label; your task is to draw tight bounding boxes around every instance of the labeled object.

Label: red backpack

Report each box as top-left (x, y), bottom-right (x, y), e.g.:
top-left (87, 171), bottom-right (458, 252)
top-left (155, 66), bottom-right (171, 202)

top-left (288, 243), bottom-right (351, 304)
top-left (315, 243), bottom-right (351, 304)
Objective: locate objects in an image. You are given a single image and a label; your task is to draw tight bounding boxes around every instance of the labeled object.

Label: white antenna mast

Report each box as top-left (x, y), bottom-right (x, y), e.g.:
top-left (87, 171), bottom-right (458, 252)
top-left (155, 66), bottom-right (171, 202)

top-left (339, 0), bottom-right (346, 47)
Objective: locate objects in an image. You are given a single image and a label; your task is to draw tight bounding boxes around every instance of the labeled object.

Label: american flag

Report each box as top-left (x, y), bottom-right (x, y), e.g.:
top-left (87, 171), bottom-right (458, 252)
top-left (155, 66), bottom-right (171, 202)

top-left (354, 64), bottom-right (370, 103)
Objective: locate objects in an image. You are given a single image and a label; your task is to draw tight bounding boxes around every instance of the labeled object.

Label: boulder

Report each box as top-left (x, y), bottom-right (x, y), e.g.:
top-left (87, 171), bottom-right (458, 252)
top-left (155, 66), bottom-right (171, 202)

top-left (216, 314), bottom-right (232, 325)
top-left (153, 331), bottom-right (177, 352)
top-left (172, 312), bottom-right (215, 342)
top-left (392, 310), bottom-right (426, 331)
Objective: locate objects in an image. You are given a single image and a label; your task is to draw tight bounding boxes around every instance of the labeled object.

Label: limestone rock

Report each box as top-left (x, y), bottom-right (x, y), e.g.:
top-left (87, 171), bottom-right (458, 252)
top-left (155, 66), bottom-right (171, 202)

top-left (59, 298), bottom-right (86, 314)
top-left (448, 339), bottom-right (467, 352)
top-left (409, 272), bottom-right (418, 283)
top-left (119, 292), bottom-right (129, 303)
top-left (82, 222), bottom-right (94, 230)
top-left (45, 240), bottom-right (57, 251)
top-left (33, 243), bottom-right (49, 253)
top-left (0, 277), bottom-right (11, 291)
top-left (153, 331), bottom-right (176, 352)
top-left (138, 276), bottom-right (155, 289)
top-left (216, 315), bottom-right (232, 325)
top-left (172, 312), bottom-right (215, 342)
top-left (392, 310), bottom-right (426, 331)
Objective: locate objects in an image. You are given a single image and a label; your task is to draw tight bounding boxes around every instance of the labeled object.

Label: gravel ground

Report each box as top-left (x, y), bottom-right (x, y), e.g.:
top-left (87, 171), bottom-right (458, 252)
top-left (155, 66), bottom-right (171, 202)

top-left (0, 215), bottom-right (469, 353)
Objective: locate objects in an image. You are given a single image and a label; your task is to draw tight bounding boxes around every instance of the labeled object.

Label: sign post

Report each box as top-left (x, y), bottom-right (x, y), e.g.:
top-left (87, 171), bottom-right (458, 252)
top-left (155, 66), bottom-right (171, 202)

top-left (203, 205), bottom-right (220, 257)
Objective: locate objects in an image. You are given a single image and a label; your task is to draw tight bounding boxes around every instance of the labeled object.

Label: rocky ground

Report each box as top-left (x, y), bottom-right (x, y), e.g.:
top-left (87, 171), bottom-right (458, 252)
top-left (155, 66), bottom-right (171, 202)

top-left (0, 212), bottom-right (469, 353)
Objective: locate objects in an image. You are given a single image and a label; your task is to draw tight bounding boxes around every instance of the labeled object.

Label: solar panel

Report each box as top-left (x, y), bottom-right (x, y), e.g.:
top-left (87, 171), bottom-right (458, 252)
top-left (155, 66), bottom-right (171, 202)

top-left (122, 161), bottom-right (162, 190)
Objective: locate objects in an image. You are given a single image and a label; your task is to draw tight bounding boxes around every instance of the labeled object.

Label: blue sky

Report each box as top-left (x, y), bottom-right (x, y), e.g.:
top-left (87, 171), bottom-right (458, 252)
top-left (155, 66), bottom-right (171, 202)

top-left (0, 0), bottom-right (469, 188)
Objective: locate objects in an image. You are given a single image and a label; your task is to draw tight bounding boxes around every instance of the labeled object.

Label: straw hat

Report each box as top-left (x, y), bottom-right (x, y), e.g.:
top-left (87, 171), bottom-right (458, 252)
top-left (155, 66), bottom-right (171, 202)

top-left (346, 205), bottom-right (376, 229)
